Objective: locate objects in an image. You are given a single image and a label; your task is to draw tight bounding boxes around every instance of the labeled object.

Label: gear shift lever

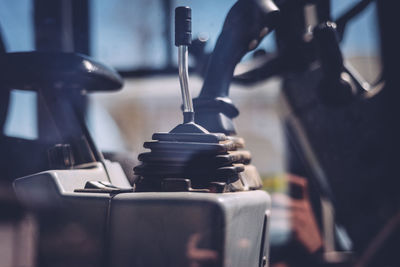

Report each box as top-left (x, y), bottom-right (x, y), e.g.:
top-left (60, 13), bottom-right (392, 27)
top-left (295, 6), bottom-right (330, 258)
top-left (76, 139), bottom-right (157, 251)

top-left (175, 6), bottom-right (194, 123)
top-left (170, 6), bottom-right (208, 134)
top-left (134, 6), bottom-right (262, 192)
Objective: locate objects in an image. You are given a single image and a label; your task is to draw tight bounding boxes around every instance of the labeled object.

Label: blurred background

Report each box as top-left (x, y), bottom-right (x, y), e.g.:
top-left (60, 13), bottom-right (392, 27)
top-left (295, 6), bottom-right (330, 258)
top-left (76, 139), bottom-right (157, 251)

top-left (0, 0), bottom-right (380, 180)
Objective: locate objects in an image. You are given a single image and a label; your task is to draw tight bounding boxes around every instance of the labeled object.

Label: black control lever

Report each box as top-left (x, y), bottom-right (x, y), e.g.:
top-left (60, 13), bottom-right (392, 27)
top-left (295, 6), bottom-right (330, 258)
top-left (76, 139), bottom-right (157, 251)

top-left (313, 22), bottom-right (368, 106)
top-left (134, 6), bottom-right (265, 192)
top-left (175, 6), bottom-right (194, 124)
top-left (200, 0), bottom-right (279, 99)
top-left (194, 0), bottom-right (280, 135)
top-left (171, 6), bottom-right (208, 134)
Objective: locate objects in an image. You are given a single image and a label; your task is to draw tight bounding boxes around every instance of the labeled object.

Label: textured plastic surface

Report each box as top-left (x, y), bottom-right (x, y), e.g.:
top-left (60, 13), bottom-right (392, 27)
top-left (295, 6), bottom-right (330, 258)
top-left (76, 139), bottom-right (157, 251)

top-left (13, 164), bottom-right (114, 267)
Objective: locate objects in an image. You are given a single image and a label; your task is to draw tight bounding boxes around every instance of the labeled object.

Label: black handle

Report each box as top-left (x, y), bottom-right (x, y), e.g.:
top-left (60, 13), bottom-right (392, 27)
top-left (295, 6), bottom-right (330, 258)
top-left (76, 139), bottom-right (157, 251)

top-left (193, 0), bottom-right (279, 135)
top-left (314, 22), bottom-right (358, 106)
top-left (313, 22), bottom-right (344, 80)
top-left (175, 6), bottom-right (192, 46)
top-left (198, 0), bottom-right (279, 99)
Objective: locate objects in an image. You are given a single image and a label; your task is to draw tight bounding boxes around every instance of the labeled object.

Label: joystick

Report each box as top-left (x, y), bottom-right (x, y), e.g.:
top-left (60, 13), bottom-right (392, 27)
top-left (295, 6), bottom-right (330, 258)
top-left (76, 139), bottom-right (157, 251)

top-left (134, 6), bottom-right (262, 192)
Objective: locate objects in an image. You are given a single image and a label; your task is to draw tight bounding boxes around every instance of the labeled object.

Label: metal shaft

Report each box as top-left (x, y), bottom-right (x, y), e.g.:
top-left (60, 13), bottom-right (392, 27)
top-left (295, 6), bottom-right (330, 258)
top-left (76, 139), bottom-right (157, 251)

top-left (178, 45), bottom-right (193, 113)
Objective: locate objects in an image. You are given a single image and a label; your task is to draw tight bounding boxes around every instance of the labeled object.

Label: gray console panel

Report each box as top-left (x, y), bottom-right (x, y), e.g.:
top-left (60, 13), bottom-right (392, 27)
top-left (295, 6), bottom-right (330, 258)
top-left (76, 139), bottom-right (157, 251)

top-left (13, 164), bottom-right (270, 267)
top-left (109, 191), bottom-right (270, 267)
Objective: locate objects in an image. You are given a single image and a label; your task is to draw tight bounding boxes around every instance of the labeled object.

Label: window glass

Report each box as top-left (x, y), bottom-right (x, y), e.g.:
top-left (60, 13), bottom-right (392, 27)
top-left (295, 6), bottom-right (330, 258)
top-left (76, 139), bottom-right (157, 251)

top-left (332, 0), bottom-right (381, 83)
top-left (0, 0), bottom-right (34, 52)
top-left (91, 0), bottom-right (276, 69)
top-left (4, 90), bottom-right (38, 140)
top-left (91, 0), bottom-right (167, 70)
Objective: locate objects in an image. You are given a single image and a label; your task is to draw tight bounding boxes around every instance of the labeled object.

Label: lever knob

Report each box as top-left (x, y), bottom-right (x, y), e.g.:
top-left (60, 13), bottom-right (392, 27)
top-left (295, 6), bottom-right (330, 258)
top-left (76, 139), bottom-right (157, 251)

top-left (175, 6), bottom-right (192, 46)
top-left (314, 22), bottom-right (356, 106)
top-left (313, 22), bottom-right (343, 79)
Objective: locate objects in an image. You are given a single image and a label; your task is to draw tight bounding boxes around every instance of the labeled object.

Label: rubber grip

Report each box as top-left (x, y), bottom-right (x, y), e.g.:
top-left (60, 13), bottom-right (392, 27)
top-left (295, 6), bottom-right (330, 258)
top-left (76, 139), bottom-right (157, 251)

top-left (175, 6), bottom-right (192, 46)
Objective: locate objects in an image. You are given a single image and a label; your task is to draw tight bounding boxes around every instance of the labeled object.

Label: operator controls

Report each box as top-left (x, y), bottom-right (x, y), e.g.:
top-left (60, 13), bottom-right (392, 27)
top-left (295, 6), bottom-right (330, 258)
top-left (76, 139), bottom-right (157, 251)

top-left (133, 6), bottom-right (262, 192)
top-left (194, 0), bottom-right (279, 135)
top-left (314, 22), bottom-right (358, 106)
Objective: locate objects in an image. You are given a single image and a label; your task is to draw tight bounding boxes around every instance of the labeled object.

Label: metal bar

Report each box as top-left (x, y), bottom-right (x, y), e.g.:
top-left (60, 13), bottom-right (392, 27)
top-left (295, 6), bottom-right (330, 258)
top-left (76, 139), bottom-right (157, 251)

top-left (118, 66), bottom-right (194, 78)
top-left (178, 45), bottom-right (193, 113)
